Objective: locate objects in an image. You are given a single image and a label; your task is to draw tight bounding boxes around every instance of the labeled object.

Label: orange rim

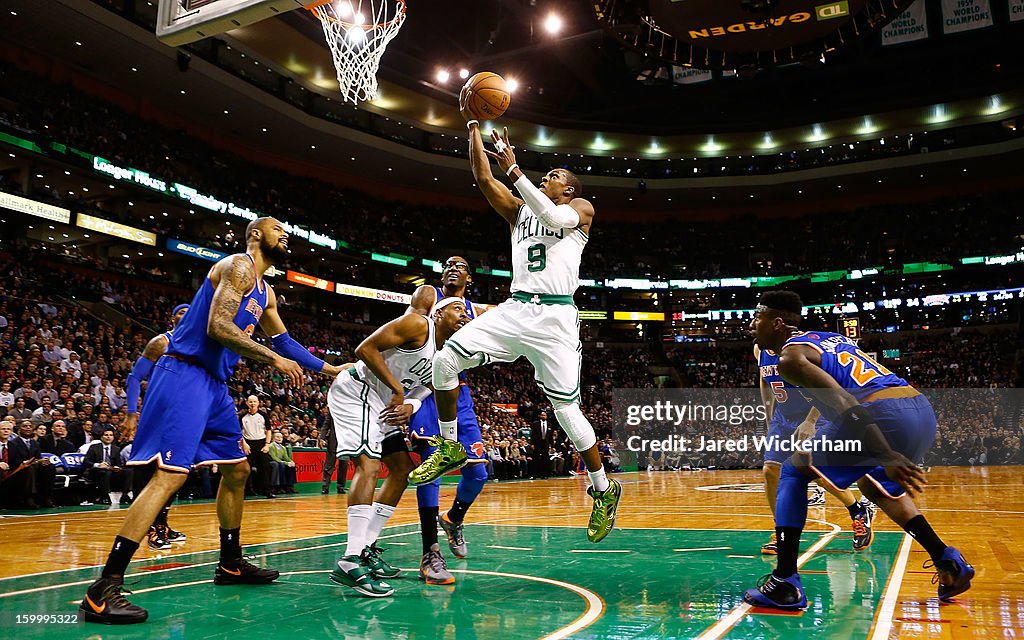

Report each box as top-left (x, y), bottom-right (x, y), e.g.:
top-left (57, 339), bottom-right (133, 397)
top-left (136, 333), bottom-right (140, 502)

top-left (305, 0), bottom-right (406, 29)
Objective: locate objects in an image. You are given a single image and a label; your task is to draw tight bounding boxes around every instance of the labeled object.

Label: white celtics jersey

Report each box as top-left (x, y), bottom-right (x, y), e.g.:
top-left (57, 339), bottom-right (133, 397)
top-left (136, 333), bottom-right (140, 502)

top-left (353, 316), bottom-right (437, 401)
top-left (510, 203), bottom-right (588, 296)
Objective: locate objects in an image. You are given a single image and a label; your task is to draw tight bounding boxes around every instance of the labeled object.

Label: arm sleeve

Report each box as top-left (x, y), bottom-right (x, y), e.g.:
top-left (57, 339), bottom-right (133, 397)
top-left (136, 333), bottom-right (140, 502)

top-left (270, 332), bottom-right (327, 373)
top-left (125, 356), bottom-right (155, 414)
top-left (513, 174), bottom-right (580, 231)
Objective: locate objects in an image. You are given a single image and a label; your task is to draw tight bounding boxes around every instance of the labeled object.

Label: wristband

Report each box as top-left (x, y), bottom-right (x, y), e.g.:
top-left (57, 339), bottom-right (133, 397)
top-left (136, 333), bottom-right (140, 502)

top-left (506, 163), bottom-right (519, 176)
top-left (838, 404), bottom-right (875, 431)
top-left (404, 399), bottom-right (422, 414)
top-left (466, 120), bottom-right (479, 129)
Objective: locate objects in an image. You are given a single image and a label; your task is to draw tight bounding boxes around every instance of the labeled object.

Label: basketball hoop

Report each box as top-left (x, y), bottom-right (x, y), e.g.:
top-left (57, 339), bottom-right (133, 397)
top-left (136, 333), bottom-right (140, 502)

top-left (305, 0), bottom-right (407, 104)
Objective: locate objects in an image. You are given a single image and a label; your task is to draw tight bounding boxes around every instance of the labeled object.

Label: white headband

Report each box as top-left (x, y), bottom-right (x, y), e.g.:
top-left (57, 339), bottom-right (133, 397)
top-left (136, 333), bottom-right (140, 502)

top-left (431, 296), bottom-right (464, 317)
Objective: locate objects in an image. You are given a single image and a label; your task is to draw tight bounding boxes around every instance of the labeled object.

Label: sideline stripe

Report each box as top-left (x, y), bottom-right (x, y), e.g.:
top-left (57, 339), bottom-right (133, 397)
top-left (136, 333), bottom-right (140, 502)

top-left (487, 545), bottom-right (534, 551)
top-left (568, 549), bottom-right (631, 554)
top-left (693, 520), bottom-right (842, 640)
top-left (868, 533), bottom-right (914, 640)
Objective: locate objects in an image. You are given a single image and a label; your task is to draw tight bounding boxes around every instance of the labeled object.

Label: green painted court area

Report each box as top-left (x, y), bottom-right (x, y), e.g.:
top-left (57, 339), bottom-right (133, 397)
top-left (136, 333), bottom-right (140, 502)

top-left (2, 525), bottom-right (902, 639)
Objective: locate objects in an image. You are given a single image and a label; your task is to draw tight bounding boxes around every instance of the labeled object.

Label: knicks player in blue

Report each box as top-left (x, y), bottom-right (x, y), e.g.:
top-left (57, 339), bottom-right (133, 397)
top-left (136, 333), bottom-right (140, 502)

top-left (755, 344), bottom-right (871, 556)
top-left (405, 256), bottom-right (489, 585)
top-left (81, 217), bottom-right (344, 624)
top-left (744, 291), bottom-right (974, 611)
top-left (124, 303), bottom-right (191, 551)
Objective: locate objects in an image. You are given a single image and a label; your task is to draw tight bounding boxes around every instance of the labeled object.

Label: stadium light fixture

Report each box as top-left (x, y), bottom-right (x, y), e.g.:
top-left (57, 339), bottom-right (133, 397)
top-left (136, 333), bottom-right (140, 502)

top-left (506, 78), bottom-right (520, 93)
top-left (544, 13), bottom-right (564, 35)
top-left (459, 68), bottom-right (470, 80)
top-left (435, 69), bottom-right (450, 83)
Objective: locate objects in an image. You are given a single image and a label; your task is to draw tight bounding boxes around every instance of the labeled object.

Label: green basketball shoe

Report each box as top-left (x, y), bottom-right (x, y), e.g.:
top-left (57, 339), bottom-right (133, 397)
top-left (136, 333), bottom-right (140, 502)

top-left (361, 544), bottom-right (402, 579)
top-left (408, 436), bottom-right (468, 486)
top-left (330, 556), bottom-right (395, 598)
top-left (587, 479), bottom-right (622, 543)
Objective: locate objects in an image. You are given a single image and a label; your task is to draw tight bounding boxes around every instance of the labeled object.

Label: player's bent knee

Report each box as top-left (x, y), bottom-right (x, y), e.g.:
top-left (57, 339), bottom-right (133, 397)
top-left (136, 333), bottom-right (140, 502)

top-left (219, 460), bottom-right (250, 486)
top-left (462, 462), bottom-right (489, 482)
top-left (552, 402), bottom-right (596, 452)
top-left (763, 462), bottom-right (781, 481)
top-left (432, 346), bottom-right (464, 392)
top-left (856, 477), bottom-right (884, 502)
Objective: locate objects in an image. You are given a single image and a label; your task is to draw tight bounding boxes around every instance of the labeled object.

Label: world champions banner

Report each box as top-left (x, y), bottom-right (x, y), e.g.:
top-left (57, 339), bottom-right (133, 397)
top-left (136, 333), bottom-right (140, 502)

top-left (882, 0), bottom-right (929, 45)
top-left (941, 0), bottom-right (993, 34)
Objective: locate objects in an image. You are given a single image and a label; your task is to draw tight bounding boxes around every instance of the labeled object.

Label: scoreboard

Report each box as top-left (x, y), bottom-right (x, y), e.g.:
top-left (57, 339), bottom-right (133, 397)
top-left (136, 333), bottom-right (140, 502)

top-left (838, 317), bottom-right (861, 339)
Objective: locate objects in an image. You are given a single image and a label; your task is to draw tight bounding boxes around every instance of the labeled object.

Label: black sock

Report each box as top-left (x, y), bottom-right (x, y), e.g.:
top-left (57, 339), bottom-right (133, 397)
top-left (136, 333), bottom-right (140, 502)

top-left (447, 498), bottom-right (472, 525)
top-left (420, 506), bottom-right (439, 554)
top-left (101, 536), bottom-right (139, 579)
top-left (154, 506), bottom-right (170, 528)
top-left (904, 515), bottom-right (946, 561)
top-left (847, 501), bottom-right (867, 518)
top-left (773, 527), bottom-right (802, 578)
top-left (220, 527), bottom-right (242, 564)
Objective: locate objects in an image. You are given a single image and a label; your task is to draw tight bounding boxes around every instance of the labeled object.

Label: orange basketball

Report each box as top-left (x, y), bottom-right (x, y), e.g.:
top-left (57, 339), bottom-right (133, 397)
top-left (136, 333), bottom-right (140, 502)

top-left (462, 71), bottom-right (510, 120)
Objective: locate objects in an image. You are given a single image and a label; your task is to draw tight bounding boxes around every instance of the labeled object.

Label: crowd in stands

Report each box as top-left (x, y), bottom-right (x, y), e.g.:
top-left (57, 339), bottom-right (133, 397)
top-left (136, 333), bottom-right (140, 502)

top-left (2, 61), bottom-right (1023, 284)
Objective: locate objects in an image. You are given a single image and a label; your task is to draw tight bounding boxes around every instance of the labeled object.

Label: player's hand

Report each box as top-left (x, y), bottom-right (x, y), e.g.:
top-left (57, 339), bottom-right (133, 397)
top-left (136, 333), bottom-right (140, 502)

top-left (484, 127), bottom-right (517, 174)
top-left (321, 362), bottom-right (352, 378)
top-left (125, 412), bottom-right (139, 436)
top-left (880, 450), bottom-right (927, 495)
top-left (795, 421), bottom-right (816, 442)
top-left (272, 355), bottom-right (304, 387)
top-left (459, 86), bottom-right (475, 123)
top-left (380, 403), bottom-right (414, 426)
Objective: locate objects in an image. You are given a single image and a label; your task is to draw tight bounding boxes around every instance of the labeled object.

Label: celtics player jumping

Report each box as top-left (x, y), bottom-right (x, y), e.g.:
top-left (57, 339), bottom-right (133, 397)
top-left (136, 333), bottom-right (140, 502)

top-left (408, 113), bottom-right (622, 543)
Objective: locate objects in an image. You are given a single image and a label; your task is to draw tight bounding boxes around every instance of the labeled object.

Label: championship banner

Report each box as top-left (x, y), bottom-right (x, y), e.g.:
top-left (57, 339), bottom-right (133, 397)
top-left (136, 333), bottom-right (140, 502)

top-left (1010, 0), bottom-right (1024, 21)
top-left (941, 0), bottom-right (992, 33)
top-left (881, 0), bottom-right (928, 45)
top-left (672, 66), bottom-right (713, 85)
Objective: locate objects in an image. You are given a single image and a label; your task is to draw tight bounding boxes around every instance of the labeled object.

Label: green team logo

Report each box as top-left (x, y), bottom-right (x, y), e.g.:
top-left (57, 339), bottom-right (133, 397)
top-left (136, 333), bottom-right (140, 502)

top-left (815, 1), bottom-right (849, 20)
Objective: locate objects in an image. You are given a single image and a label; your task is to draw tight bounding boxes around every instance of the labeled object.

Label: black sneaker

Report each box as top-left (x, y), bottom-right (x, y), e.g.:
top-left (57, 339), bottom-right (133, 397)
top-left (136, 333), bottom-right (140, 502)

top-left (147, 526), bottom-right (171, 551)
top-left (321, 486), bottom-right (329, 495)
top-left (214, 557), bottom-right (280, 585)
top-left (80, 577), bottom-right (148, 624)
top-left (162, 525), bottom-right (187, 544)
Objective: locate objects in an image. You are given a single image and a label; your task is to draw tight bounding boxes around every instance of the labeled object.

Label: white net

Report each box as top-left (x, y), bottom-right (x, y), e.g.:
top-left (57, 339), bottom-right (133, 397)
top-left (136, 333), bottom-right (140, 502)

top-left (311, 0), bottom-right (407, 103)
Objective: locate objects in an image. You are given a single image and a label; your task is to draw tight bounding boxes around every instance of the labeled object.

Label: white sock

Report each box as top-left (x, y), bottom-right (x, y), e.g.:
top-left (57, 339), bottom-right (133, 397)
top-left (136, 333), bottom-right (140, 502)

top-left (364, 502), bottom-right (396, 546)
top-left (588, 467), bottom-right (610, 493)
top-left (343, 504), bottom-right (373, 561)
top-left (440, 418), bottom-right (458, 441)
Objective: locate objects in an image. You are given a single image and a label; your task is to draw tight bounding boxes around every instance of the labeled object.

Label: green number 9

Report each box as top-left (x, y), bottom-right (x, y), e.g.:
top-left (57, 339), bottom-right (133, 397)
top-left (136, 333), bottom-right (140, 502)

top-left (527, 243), bottom-right (546, 272)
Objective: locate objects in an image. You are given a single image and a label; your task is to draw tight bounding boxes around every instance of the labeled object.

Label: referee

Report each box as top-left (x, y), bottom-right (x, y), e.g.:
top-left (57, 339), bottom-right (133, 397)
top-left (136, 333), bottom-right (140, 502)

top-left (319, 411), bottom-right (347, 494)
top-left (240, 395), bottom-right (274, 498)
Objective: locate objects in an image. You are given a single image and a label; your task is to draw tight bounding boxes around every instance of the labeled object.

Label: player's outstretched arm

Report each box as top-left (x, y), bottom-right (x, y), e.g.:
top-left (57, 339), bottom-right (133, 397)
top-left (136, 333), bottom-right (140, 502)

top-left (124, 334), bottom-right (169, 430)
top-left (259, 285), bottom-right (344, 376)
top-left (207, 255), bottom-right (302, 385)
top-left (466, 121), bottom-right (522, 227)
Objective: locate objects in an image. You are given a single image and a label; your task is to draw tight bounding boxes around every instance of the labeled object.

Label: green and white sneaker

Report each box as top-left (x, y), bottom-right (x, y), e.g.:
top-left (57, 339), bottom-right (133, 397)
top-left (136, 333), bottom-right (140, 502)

top-left (408, 436), bottom-right (468, 486)
top-left (361, 544), bottom-right (402, 579)
top-left (329, 556), bottom-right (395, 598)
top-left (587, 479), bottom-right (622, 543)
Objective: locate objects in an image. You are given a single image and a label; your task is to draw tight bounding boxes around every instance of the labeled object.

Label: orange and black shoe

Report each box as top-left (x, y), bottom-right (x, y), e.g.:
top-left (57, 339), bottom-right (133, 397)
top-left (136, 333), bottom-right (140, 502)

top-left (214, 557), bottom-right (280, 585)
top-left (761, 533), bottom-right (778, 555)
top-left (80, 577), bottom-right (148, 624)
top-left (851, 504), bottom-right (875, 551)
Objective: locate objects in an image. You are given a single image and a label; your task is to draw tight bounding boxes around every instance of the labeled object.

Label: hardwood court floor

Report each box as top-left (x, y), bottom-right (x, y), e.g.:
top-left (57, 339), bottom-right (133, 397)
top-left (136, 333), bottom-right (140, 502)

top-left (0, 466), bottom-right (1018, 639)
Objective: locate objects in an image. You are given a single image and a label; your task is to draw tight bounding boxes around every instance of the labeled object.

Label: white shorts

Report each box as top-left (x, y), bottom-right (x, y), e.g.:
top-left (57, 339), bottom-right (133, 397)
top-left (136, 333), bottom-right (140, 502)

top-left (327, 370), bottom-right (402, 459)
top-left (445, 298), bottom-right (581, 404)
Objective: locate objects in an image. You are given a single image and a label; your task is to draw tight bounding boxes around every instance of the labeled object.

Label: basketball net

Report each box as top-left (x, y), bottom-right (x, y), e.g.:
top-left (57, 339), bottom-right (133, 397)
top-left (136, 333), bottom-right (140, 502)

top-left (306, 0), bottom-right (406, 104)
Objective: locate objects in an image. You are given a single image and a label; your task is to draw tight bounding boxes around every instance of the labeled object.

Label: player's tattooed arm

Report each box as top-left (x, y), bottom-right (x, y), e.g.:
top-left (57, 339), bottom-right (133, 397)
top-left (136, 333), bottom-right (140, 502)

top-left (207, 256), bottom-right (302, 386)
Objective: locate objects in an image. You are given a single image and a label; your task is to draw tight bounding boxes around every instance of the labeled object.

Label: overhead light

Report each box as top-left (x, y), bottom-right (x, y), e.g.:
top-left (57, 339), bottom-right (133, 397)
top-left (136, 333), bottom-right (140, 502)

top-left (435, 69), bottom-right (450, 83)
top-left (506, 78), bottom-right (519, 93)
top-left (459, 68), bottom-right (470, 80)
top-left (543, 13), bottom-right (563, 35)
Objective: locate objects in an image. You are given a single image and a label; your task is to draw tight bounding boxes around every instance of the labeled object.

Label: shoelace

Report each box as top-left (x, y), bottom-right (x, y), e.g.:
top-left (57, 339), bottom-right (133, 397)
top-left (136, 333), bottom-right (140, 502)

top-left (428, 551), bottom-right (448, 572)
top-left (104, 579), bottom-right (139, 607)
top-left (450, 523), bottom-right (465, 546)
top-left (754, 573), bottom-right (776, 590)
top-left (921, 559), bottom-right (944, 585)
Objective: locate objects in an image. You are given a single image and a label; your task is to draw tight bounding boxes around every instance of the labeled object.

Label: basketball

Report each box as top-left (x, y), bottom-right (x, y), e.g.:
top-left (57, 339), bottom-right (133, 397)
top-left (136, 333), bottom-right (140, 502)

top-left (461, 71), bottom-right (510, 120)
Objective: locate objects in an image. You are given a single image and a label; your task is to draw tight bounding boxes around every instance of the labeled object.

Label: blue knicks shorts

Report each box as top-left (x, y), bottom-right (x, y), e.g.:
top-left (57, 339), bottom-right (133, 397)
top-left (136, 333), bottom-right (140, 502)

top-left (409, 385), bottom-right (486, 463)
top-left (128, 356), bottom-right (246, 473)
top-left (804, 393), bottom-right (936, 499)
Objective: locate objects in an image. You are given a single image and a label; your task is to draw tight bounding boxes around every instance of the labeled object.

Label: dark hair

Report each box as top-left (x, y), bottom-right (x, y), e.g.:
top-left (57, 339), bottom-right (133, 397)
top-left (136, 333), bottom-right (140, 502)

top-left (562, 170), bottom-right (583, 199)
top-left (758, 291), bottom-right (803, 316)
top-left (102, 427), bottom-right (116, 435)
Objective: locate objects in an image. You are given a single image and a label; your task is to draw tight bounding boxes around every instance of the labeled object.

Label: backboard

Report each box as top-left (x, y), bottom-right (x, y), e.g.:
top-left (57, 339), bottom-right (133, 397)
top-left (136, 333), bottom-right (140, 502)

top-left (156, 0), bottom-right (309, 46)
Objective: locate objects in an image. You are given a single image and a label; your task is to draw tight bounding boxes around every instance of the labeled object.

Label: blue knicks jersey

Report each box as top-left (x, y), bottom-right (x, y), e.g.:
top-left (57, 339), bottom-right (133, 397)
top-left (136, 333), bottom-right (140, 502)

top-left (758, 348), bottom-right (816, 428)
top-left (782, 331), bottom-right (909, 410)
top-left (168, 254), bottom-right (267, 381)
top-left (433, 286), bottom-right (476, 320)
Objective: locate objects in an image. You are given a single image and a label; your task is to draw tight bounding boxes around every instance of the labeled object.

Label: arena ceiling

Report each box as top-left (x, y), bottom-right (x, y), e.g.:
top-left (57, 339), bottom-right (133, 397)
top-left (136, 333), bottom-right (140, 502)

top-left (2, 0), bottom-right (1023, 214)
